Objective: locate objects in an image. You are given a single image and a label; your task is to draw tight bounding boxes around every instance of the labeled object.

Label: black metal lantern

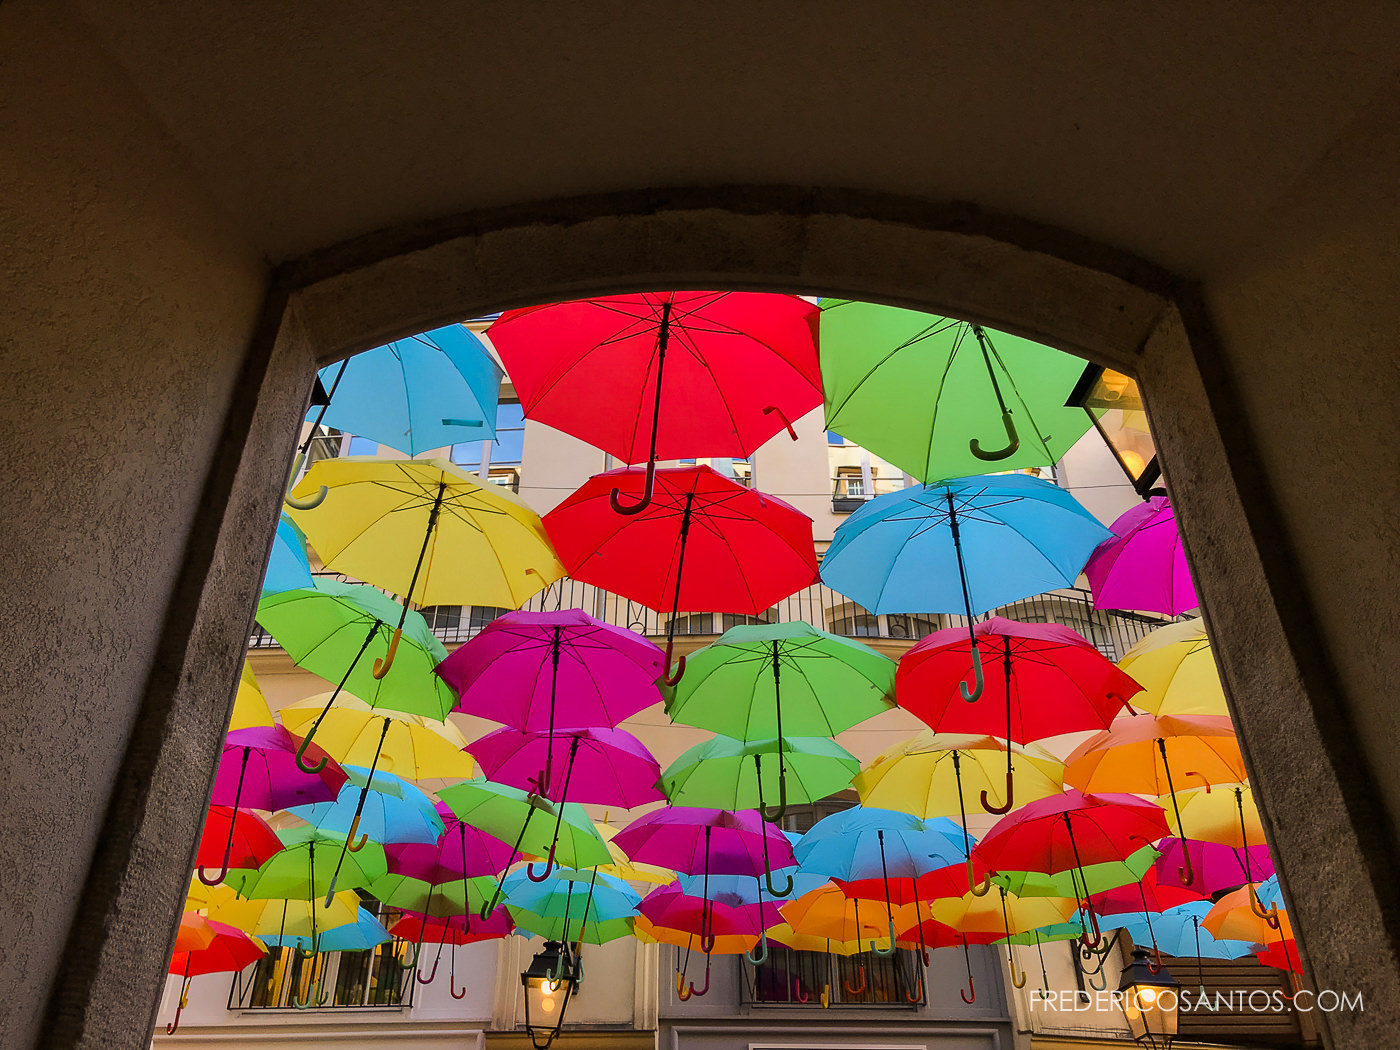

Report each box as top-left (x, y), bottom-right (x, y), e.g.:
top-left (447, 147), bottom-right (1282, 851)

top-left (521, 940), bottom-right (580, 1049)
top-left (1066, 364), bottom-right (1164, 498)
top-left (1118, 947), bottom-right (1180, 1047)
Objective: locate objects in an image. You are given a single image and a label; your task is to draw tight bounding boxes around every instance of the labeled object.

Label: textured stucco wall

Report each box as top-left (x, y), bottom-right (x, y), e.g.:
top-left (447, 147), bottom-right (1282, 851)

top-left (0, 6), bottom-right (279, 1048)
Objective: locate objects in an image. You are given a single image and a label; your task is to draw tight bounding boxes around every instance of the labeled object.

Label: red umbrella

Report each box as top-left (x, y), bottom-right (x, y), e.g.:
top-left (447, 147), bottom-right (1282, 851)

top-left (388, 909), bottom-right (515, 999)
top-left (972, 790), bottom-right (1169, 948)
top-left (166, 916), bottom-right (265, 1033)
top-left (896, 618), bottom-right (1138, 813)
top-left (1089, 864), bottom-right (1205, 917)
top-left (195, 806), bottom-right (283, 886)
top-left (543, 465), bottom-right (818, 680)
top-left (488, 291), bottom-right (821, 512)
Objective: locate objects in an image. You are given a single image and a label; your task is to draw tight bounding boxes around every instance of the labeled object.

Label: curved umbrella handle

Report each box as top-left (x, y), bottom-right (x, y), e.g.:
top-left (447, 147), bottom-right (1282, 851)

top-left (416, 955), bottom-right (440, 985)
top-left (371, 628), bottom-right (403, 679)
top-left (820, 983), bottom-right (831, 1009)
top-left (1248, 883), bottom-right (1283, 928)
top-left (1009, 951), bottom-right (1028, 988)
top-left (794, 979), bottom-right (808, 1004)
top-left (677, 981), bottom-right (693, 1002)
top-left (166, 980), bottom-right (191, 1035)
top-left (662, 653), bottom-right (687, 687)
top-left (699, 929), bottom-right (716, 954)
top-left (980, 761), bottom-right (1014, 815)
top-left (674, 970), bottom-right (685, 993)
top-left (479, 885), bottom-right (504, 921)
top-left (526, 850), bottom-right (557, 883)
top-left (610, 459), bottom-right (657, 516)
top-left (745, 930), bottom-right (769, 966)
top-left (1177, 840), bottom-right (1196, 888)
top-left (761, 770), bottom-right (788, 825)
top-left (197, 861), bottom-right (230, 886)
top-left (284, 450), bottom-right (330, 511)
top-left (1087, 965), bottom-right (1108, 992)
top-left (1078, 906), bottom-right (1103, 950)
top-left (871, 919), bottom-right (897, 957)
top-left (294, 727), bottom-right (329, 775)
top-left (967, 858), bottom-right (992, 897)
top-left (960, 975), bottom-right (976, 1005)
top-left (970, 409), bottom-right (1020, 462)
top-left (686, 965), bottom-right (711, 999)
top-left (843, 964), bottom-right (867, 995)
top-left (905, 970), bottom-right (925, 1004)
top-left (1148, 946), bottom-right (1164, 975)
top-left (960, 644), bottom-right (985, 703)
top-left (765, 869), bottom-right (794, 898)
top-left (345, 814), bottom-right (369, 853)
top-left (762, 405), bottom-right (799, 441)
top-left (400, 940), bottom-right (421, 969)
top-left (450, 974), bottom-right (468, 999)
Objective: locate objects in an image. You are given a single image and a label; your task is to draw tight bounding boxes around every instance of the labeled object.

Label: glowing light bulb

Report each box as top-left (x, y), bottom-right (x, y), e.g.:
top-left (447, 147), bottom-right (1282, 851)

top-left (540, 994), bottom-right (557, 1014)
top-left (1119, 449), bottom-right (1146, 477)
top-left (1138, 987), bottom-right (1157, 1006)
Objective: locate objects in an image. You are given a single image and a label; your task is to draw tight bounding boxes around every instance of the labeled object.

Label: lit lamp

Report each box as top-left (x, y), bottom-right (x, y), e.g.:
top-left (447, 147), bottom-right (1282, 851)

top-left (1066, 364), bottom-right (1164, 499)
top-left (1118, 947), bottom-right (1180, 1048)
top-left (521, 940), bottom-right (580, 1050)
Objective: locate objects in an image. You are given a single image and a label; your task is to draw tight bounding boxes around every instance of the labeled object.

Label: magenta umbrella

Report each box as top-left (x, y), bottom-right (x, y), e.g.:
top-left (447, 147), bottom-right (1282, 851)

top-left (1152, 838), bottom-right (1274, 895)
top-left (202, 726), bottom-right (347, 884)
top-left (385, 803), bottom-right (520, 882)
top-left (640, 883), bottom-right (780, 940)
top-left (613, 807), bottom-right (797, 900)
top-left (1084, 496), bottom-right (1199, 615)
top-left (468, 725), bottom-right (665, 808)
top-left (438, 609), bottom-right (665, 794)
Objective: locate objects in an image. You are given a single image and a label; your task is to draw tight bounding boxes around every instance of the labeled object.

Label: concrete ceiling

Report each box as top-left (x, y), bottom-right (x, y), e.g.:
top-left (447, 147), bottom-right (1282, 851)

top-left (73, 0), bottom-right (1400, 276)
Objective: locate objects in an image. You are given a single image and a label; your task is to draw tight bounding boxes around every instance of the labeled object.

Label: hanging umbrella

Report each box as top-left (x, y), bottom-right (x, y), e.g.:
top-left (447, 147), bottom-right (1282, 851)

top-left (1160, 783), bottom-right (1264, 848)
top-left (896, 618), bottom-right (1137, 812)
top-left (257, 581), bottom-right (456, 734)
top-left (1084, 496), bottom-right (1199, 615)
top-left (662, 621), bottom-right (893, 820)
top-left (820, 474), bottom-right (1111, 701)
top-left (467, 725), bottom-right (665, 808)
top-left (1203, 886), bottom-right (1294, 945)
top-left (437, 777), bottom-right (610, 914)
top-left (288, 765), bottom-right (445, 846)
top-left (229, 663), bottom-right (276, 732)
top-left (595, 821), bottom-right (676, 885)
top-left (262, 516), bottom-right (315, 594)
top-left (206, 889), bottom-right (365, 943)
top-left (1152, 838), bottom-right (1274, 896)
top-left (659, 734), bottom-right (860, 824)
top-left (195, 806), bottom-right (282, 886)
top-left (543, 465), bottom-right (818, 680)
top-left (164, 917), bottom-right (266, 1034)
top-left (854, 732), bottom-right (1065, 820)
top-left (931, 886), bottom-right (1079, 996)
top-left (993, 844), bottom-right (1160, 900)
top-left (389, 909), bottom-right (515, 945)
top-left (634, 914), bottom-right (758, 956)
top-left (1063, 713), bottom-right (1247, 888)
top-left (506, 868), bottom-right (641, 921)
top-left (972, 790), bottom-right (1170, 949)
top-left (280, 694), bottom-right (474, 782)
top-left (386, 802), bottom-right (521, 883)
top-left (1117, 619), bottom-right (1228, 717)
top-left (818, 299), bottom-right (1094, 482)
top-left (488, 291), bottom-right (821, 510)
top-left (1089, 864), bottom-right (1207, 919)
top-left (312, 324), bottom-right (503, 456)
top-left (261, 906), bottom-right (391, 954)
top-left (674, 870), bottom-right (829, 907)
top-left (368, 871), bottom-right (496, 919)
top-left (613, 807), bottom-right (798, 898)
top-left (438, 609), bottom-right (665, 788)
top-left (778, 884), bottom-right (924, 1001)
top-left (203, 725), bottom-right (347, 883)
top-left (1099, 901), bottom-right (1255, 968)
top-left (287, 456), bottom-right (564, 675)
top-left (226, 825), bottom-right (388, 902)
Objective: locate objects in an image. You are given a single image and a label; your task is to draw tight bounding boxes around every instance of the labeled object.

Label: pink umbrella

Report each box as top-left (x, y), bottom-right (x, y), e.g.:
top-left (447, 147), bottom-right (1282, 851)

top-left (1084, 496), bottom-right (1199, 615)
top-left (614, 807), bottom-right (797, 896)
top-left (468, 725), bottom-right (665, 807)
top-left (1151, 838), bottom-right (1274, 895)
top-left (639, 882), bottom-right (781, 999)
top-left (203, 726), bottom-right (347, 884)
top-left (385, 802), bottom-right (520, 882)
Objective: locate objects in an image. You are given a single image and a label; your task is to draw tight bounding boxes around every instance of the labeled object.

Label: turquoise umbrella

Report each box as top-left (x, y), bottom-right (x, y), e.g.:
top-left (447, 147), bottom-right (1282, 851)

top-left (287, 766), bottom-right (445, 846)
top-left (820, 474), bottom-right (1110, 699)
top-left (261, 906), bottom-right (391, 953)
top-left (262, 516), bottom-right (314, 594)
top-left (312, 324), bottom-right (503, 457)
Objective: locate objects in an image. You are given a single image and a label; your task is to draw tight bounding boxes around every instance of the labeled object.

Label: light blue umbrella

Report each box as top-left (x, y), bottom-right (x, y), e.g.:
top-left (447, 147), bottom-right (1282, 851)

top-left (820, 474), bottom-right (1110, 699)
top-left (311, 324), bottom-right (503, 456)
top-left (1096, 901), bottom-right (1255, 960)
top-left (503, 868), bottom-right (639, 948)
top-left (796, 808), bottom-right (967, 956)
top-left (674, 869), bottom-right (829, 906)
top-left (1256, 874), bottom-right (1285, 910)
top-left (262, 906), bottom-right (391, 953)
top-left (262, 516), bottom-right (314, 594)
top-left (288, 766), bottom-right (445, 846)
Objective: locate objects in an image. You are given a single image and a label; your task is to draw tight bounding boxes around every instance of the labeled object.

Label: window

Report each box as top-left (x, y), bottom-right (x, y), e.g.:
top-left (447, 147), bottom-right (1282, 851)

top-left (886, 614), bottom-right (941, 640)
top-left (305, 426), bottom-right (346, 467)
top-left (419, 605), bottom-right (462, 634)
top-left (665, 612), bottom-right (713, 635)
top-left (231, 934), bottom-right (409, 1009)
top-left (467, 605), bottom-right (508, 632)
top-left (828, 603), bottom-right (880, 638)
top-left (744, 945), bottom-right (923, 1008)
top-left (721, 609), bottom-right (775, 631)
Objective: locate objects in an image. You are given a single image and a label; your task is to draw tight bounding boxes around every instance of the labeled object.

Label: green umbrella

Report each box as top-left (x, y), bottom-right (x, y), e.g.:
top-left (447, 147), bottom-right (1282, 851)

top-left (992, 844), bottom-right (1159, 898)
top-left (663, 621), bottom-right (895, 739)
top-left (660, 734), bottom-right (860, 814)
top-left (819, 299), bottom-right (1093, 482)
top-left (511, 908), bottom-right (635, 946)
top-left (438, 778), bottom-right (611, 917)
top-left (367, 872), bottom-right (496, 918)
top-left (226, 825), bottom-right (388, 901)
top-left (256, 580), bottom-right (455, 722)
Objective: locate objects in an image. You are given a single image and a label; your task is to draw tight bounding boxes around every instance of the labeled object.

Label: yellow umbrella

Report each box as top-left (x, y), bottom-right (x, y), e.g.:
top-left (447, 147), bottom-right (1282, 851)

top-left (280, 693), bottom-right (474, 781)
top-left (931, 886), bottom-right (1078, 995)
top-left (207, 887), bottom-right (364, 940)
top-left (231, 663), bottom-right (276, 730)
top-left (854, 731), bottom-right (1065, 819)
top-left (596, 822), bottom-right (674, 885)
top-left (1117, 619), bottom-right (1228, 716)
top-left (1161, 783), bottom-right (1262, 847)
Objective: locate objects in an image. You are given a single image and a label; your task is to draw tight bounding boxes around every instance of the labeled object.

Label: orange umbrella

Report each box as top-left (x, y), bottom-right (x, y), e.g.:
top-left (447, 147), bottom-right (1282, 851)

top-left (1064, 714), bottom-right (1246, 889)
top-left (779, 885), bottom-right (924, 1001)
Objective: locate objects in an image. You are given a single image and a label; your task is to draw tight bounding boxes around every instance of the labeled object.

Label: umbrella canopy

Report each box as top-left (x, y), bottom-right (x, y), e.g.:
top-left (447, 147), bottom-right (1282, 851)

top-left (1089, 864), bottom-right (1207, 917)
top-left (854, 732), bottom-right (1065, 819)
top-left (780, 884), bottom-right (915, 948)
top-left (1064, 714), bottom-right (1247, 796)
top-left (974, 791), bottom-right (1170, 875)
top-left (1084, 496), bottom-right (1199, 615)
top-left (438, 608), bottom-right (665, 733)
top-left (1203, 886), bottom-right (1294, 943)
top-left (196, 806), bottom-right (283, 875)
top-left (662, 621), bottom-right (896, 739)
top-left (169, 916), bottom-right (265, 977)
top-left (639, 883), bottom-right (777, 938)
top-left (389, 909), bottom-right (515, 945)
top-left (368, 871), bottom-right (497, 918)
top-left (512, 908), bottom-right (635, 945)
top-left (488, 291), bottom-right (821, 465)
top-left (660, 734), bottom-right (860, 815)
top-left (386, 802), bottom-right (521, 882)
top-left (256, 580), bottom-right (455, 719)
top-left (820, 473), bottom-right (1111, 616)
top-left (796, 809), bottom-right (967, 882)
top-left (504, 867), bottom-right (641, 918)
top-left (230, 663), bottom-right (276, 732)
top-left (262, 906), bottom-right (391, 953)
top-left (1116, 619), bottom-right (1228, 717)
top-left (281, 694), bottom-right (475, 781)
top-left (468, 725), bottom-right (665, 807)
top-left (287, 456), bottom-right (564, 609)
top-left (818, 300), bottom-right (1093, 483)
top-left (634, 915), bottom-right (758, 955)
top-left (674, 870), bottom-right (829, 907)
top-left (312, 324), bottom-right (503, 456)
top-left (262, 516), bottom-right (314, 595)
top-left (1159, 783), bottom-right (1264, 847)
top-left (226, 825), bottom-right (388, 901)
top-left (214, 725), bottom-right (347, 811)
top-left (993, 844), bottom-right (1159, 899)
top-left (207, 890), bottom-right (364, 940)
top-left (288, 765), bottom-right (446, 845)
top-left (1152, 838), bottom-right (1274, 896)
top-left (930, 888), bottom-right (1078, 939)
top-left (1099, 901), bottom-right (1255, 960)
top-left (613, 808), bottom-right (797, 881)
top-left (595, 822), bottom-right (676, 885)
